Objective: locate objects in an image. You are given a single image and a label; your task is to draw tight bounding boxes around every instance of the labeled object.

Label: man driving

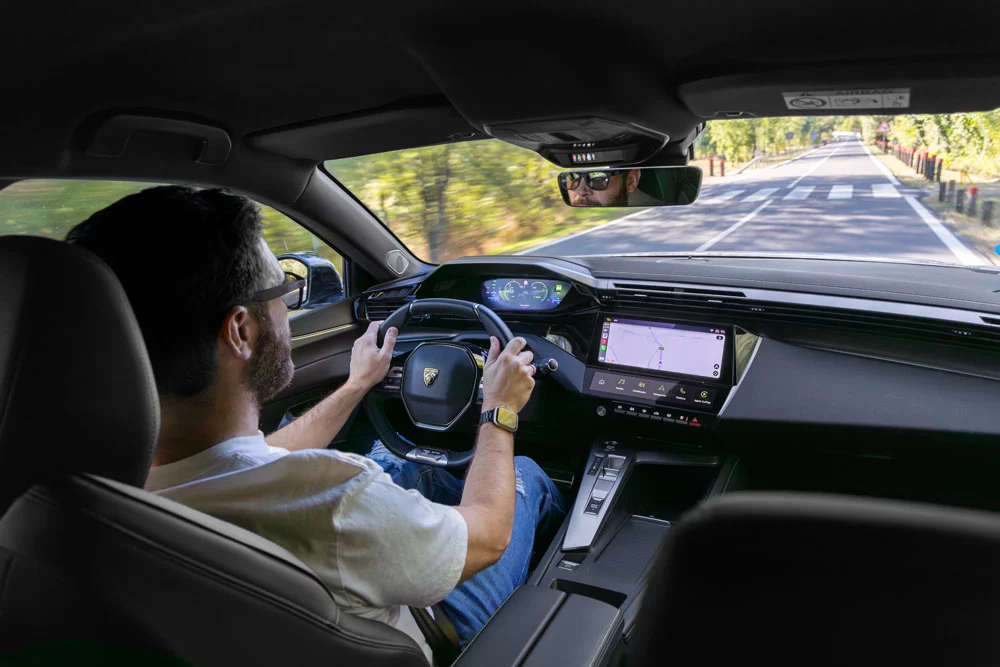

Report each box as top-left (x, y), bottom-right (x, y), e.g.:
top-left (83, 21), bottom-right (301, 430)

top-left (562, 169), bottom-right (641, 206)
top-left (66, 186), bottom-right (565, 663)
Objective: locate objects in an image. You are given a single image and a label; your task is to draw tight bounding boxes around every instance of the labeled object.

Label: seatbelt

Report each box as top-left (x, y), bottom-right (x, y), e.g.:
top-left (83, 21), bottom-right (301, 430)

top-left (410, 605), bottom-right (461, 666)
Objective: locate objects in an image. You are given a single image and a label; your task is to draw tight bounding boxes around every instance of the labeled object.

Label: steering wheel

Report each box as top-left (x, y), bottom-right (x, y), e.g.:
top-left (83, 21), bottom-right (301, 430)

top-left (362, 298), bottom-right (514, 469)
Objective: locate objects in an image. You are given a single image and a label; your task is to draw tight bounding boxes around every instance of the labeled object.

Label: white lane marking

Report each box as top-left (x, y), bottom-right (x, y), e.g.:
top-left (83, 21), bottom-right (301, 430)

top-left (861, 142), bottom-right (901, 185)
top-left (783, 186), bottom-right (815, 200)
top-left (787, 143), bottom-right (844, 188)
top-left (862, 139), bottom-right (980, 265)
top-left (700, 189), bottom-right (745, 206)
top-left (745, 187), bottom-right (778, 202)
top-left (903, 196), bottom-right (984, 266)
top-left (515, 207), bottom-right (652, 255)
top-left (828, 185), bottom-right (853, 199)
top-left (872, 183), bottom-right (900, 198)
top-left (695, 200), bottom-right (774, 252)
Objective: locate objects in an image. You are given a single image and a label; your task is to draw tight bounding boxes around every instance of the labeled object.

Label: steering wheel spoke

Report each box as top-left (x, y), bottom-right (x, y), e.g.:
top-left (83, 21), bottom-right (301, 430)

top-left (363, 299), bottom-right (515, 469)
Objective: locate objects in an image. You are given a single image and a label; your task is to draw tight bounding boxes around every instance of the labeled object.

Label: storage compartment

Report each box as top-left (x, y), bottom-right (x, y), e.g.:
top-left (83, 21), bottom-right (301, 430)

top-left (550, 579), bottom-right (628, 608)
top-left (623, 463), bottom-right (718, 521)
top-left (455, 586), bottom-right (623, 667)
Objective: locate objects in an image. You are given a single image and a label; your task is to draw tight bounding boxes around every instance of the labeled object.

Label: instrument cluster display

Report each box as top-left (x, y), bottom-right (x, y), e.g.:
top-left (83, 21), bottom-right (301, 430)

top-left (481, 278), bottom-right (570, 311)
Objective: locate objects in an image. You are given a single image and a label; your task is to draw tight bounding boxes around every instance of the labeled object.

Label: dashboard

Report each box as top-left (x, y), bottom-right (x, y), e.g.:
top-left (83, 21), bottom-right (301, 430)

top-left (363, 254), bottom-right (1000, 457)
top-left (482, 278), bottom-right (570, 311)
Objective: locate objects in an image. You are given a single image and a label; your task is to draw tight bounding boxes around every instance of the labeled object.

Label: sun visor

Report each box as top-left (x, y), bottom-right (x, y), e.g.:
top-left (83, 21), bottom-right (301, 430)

top-left (680, 62), bottom-right (1000, 119)
top-left (246, 99), bottom-right (481, 161)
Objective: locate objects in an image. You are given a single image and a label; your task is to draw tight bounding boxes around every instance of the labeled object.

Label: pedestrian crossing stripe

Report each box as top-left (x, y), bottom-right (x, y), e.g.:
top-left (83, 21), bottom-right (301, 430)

top-left (784, 186), bottom-right (815, 200)
top-left (700, 184), bottom-right (899, 204)
top-left (745, 188), bottom-right (778, 202)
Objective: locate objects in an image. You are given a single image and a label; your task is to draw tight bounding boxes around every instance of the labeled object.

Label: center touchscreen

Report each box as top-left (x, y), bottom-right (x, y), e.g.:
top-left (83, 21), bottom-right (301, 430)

top-left (597, 317), bottom-right (726, 379)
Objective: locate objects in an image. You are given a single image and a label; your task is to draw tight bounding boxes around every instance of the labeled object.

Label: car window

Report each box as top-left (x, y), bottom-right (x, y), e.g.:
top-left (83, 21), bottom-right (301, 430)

top-left (0, 180), bottom-right (346, 318)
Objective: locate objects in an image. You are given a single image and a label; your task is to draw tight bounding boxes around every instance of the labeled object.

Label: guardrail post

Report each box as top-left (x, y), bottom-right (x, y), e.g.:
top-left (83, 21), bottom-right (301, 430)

top-left (983, 201), bottom-right (995, 227)
top-left (720, 158), bottom-right (725, 177)
top-left (968, 187), bottom-right (979, 217)
top-left (939, 182), bottom-right (947, 202)
top-left (956, 189), bottom-right (966, 213)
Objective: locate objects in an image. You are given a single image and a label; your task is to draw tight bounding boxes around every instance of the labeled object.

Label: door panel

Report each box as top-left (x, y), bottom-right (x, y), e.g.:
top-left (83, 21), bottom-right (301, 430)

top-left (260, 299), bottom-right (365, 442)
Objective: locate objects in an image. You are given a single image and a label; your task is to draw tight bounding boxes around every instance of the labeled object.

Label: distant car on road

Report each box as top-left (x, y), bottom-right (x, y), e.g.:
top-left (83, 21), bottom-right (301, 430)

top-left (832, 131), bottom-right (861, 142)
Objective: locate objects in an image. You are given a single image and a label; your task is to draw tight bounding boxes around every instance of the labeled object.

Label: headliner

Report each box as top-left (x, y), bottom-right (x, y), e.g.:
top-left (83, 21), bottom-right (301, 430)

top-left (4, 0), bottom-right (1000, 198)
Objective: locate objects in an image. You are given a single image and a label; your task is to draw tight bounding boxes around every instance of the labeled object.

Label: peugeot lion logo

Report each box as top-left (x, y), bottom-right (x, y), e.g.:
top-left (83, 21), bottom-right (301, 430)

top-left (423, 367), bottom-right (440, 387)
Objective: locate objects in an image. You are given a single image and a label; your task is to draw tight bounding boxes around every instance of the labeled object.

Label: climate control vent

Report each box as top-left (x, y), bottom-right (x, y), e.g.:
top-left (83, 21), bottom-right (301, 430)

top-left (608, 281), bottom-right (1000, 349)
top-left (361, 285), bottom-right (415, 320)
top-left (609, 283), bottom-right (747, 311)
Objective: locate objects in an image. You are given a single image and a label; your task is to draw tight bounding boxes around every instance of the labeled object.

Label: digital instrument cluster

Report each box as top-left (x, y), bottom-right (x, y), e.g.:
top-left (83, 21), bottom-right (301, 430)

top-left (481, 278), bottom-right (570, 311)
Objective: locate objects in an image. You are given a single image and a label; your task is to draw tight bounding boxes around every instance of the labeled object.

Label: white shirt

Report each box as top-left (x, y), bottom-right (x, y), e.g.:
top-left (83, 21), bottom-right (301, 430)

top-left (145, 433), bottom-right (468, 664)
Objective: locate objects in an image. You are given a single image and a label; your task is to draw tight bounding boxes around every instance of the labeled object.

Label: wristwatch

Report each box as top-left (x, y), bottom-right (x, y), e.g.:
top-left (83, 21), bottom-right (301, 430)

top-left (480, 406), bottom-right (519, 433)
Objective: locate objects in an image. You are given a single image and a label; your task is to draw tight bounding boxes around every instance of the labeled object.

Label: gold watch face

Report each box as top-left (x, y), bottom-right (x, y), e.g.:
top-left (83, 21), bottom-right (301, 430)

top-left (495, 407), bottom-right (518, 431)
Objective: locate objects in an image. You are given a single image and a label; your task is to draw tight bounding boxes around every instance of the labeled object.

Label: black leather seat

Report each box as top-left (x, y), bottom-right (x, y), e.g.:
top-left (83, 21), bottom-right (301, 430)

top-left (0, 236), bottom-right (428, 665)
top-left (631, 491), bottom-right (1000, 666)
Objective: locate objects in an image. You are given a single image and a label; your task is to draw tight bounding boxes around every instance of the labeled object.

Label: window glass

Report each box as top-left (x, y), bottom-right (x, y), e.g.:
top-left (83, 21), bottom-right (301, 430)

top-left (0, 179), bottom-right (346, 315)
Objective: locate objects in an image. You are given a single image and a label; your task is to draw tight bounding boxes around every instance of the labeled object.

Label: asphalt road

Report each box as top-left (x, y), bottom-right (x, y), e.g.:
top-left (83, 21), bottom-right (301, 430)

top-left (525, 140), bottom-right (986, 266)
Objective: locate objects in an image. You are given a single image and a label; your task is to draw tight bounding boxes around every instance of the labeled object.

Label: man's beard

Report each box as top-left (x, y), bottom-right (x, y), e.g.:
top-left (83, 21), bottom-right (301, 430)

top-left (608, 182), bottom-right (630, 206)
top-left (245, 305), bottom-right (294, 406)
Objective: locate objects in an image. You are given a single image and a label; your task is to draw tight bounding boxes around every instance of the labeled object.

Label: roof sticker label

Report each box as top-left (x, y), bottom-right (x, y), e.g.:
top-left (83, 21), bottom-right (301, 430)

top-left (782, 88), bottom-right (910, 110)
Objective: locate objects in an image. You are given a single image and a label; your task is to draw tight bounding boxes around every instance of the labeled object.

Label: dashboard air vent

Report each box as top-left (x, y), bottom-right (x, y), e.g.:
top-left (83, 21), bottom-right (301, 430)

top-left (610, 283), bottom-right (747, 310)
top-left (610, 282), bottom-right (1000, 349)
top-left (362, 285), bottom-right (415, 320)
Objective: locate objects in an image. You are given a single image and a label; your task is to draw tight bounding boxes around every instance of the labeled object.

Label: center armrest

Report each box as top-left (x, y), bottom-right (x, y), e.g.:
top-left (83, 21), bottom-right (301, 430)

top-left (455, 586), bottom-right (623, 667)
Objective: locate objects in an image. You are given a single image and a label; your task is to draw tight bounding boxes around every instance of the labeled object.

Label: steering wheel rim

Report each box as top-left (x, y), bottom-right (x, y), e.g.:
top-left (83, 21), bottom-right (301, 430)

top-left (364, 298), bottom-right (514, 469)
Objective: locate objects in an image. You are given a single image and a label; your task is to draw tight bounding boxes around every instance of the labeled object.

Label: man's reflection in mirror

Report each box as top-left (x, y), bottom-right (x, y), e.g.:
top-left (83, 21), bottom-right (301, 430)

top-left (561, 170), bottom-right (640, 206)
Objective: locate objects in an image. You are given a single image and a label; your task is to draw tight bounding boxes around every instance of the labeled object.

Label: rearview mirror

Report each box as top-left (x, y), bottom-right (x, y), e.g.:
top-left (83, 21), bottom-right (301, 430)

top-left (557, 166), bottom-right (702, 207)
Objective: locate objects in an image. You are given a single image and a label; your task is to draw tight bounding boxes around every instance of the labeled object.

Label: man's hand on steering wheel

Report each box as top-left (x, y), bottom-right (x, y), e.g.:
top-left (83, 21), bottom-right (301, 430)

top-left (346, 321), bottom-right (399, 394)
top-left (482, 336), bottom-right (536, 414)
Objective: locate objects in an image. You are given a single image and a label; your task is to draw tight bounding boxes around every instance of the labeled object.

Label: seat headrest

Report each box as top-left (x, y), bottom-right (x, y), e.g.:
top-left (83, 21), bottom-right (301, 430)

top-left (632, 492), bottom-right (1000, 666)
top-left (0, 236), bottom-right (159, 512)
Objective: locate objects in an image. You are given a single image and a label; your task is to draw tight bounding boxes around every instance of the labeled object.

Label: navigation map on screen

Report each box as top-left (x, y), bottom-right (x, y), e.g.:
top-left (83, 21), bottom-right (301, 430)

top-left (598, 317), bottom-right (726, 379)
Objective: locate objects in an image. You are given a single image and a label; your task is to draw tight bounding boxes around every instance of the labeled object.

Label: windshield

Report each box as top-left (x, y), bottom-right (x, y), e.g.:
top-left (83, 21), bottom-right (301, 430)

top-left (325, 112), bottom-right (1000, 267)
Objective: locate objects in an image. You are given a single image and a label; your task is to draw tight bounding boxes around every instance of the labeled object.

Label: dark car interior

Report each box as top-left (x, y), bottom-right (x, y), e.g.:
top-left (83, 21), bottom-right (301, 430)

top-left (5, 0), bottom-right (1000, 664)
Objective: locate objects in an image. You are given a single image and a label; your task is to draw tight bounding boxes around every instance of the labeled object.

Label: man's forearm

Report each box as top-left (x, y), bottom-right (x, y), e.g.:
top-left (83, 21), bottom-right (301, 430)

top-left (454, 421), bottom-right (516, 581)
top-left (265, 381), bottom-right (367, 452)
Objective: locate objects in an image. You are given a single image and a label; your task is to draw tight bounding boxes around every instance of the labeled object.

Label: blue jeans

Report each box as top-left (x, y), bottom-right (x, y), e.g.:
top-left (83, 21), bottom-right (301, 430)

top-left (366, 441), bottom-right (566, 648)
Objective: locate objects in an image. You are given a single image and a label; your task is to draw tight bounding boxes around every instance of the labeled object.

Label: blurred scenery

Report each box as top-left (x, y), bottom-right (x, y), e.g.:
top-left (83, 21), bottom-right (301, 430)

top-left (0, 180), bottom-right (343, 273)
top-left (328, 111), bottom-right (1000, 264)
top-left (2, 111), bottom-right (998, 268)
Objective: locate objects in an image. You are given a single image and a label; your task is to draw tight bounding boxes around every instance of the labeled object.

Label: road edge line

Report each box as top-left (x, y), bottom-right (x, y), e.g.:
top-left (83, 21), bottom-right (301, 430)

top-left (861, 143), bottom-right (901, 185)
top-left (695, 199), bottom-right (773, 252)
top-left (515, 207), bottom-right (653, 255)
top-left (902, 196), bottom-right (983, 266)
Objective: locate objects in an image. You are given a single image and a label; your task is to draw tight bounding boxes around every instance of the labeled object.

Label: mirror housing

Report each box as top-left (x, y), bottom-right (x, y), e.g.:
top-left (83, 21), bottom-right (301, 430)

top-left (557, 166), bottom-right (702, 207)
top-left (276, 252), bottom-right (345, 311)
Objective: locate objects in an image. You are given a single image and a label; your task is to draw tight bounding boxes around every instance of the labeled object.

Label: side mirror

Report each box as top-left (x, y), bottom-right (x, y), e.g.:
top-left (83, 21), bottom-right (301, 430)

top-left (277, 253), bottom-right (345, 312)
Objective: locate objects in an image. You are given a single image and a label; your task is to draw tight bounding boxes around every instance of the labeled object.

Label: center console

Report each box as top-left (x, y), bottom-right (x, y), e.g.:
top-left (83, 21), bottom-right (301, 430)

top-left (530, 438), bottom-right (745, 640)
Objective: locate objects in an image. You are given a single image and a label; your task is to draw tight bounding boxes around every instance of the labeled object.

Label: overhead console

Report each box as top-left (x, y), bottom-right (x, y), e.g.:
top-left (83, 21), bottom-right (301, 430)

top-left (484, 117), bottom-right (668, 168)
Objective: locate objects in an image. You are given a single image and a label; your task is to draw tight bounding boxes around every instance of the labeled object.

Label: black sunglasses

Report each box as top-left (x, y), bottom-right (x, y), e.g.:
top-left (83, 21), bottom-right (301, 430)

top-left (559, 171), bottom-right (616, 191)
top-left (250, 271), bottom-right (307, 310)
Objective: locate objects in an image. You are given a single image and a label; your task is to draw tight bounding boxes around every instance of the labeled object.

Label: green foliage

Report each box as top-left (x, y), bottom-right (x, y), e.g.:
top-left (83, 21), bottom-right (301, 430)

top-left (696, 112), bottom-right (1000, 177)
top-left (0, 180), bottom-right (342, 273)
top-left (887, 111), bottom-right (1000, 177)
top-left (327, 141), bottom-right (623, 263)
